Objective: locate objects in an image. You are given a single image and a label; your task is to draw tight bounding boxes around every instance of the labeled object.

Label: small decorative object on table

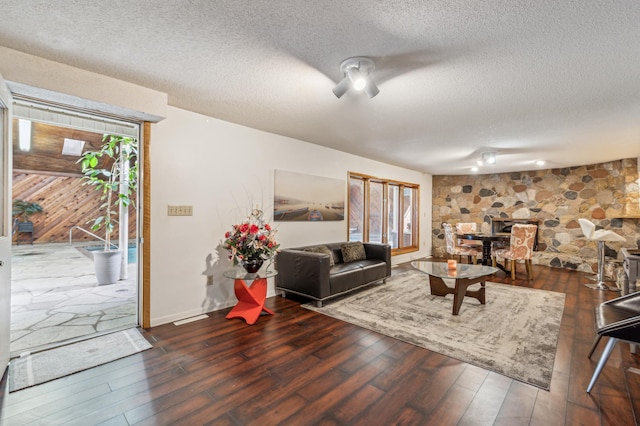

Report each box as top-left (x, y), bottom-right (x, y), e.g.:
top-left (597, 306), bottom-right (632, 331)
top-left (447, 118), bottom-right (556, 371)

top-left (223, 208), bottom-right (279, 273)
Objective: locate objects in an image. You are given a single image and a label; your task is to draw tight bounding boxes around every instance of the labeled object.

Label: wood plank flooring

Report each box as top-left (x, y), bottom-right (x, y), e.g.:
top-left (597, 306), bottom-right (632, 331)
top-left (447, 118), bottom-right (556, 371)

top-left (1, 260), bottom-right (639, 425)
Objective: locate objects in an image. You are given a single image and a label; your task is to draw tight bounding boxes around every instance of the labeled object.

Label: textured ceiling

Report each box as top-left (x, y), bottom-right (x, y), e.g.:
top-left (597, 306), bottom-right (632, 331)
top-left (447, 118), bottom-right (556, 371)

top-left (1, 0), bottom-right (639, 175)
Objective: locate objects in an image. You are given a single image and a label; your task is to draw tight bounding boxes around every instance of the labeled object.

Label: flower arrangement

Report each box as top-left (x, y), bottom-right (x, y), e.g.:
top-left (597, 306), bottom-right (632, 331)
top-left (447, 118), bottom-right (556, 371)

top-left (223, 209), bottom-right (279, 265)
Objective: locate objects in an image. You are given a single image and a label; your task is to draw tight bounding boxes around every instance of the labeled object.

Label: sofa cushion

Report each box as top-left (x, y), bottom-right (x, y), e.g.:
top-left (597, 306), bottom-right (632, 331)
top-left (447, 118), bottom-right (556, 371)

top-left (330, 266), bottom-right (364, 295)
top-left (358, 259), bottom-right (388, 283)
top-left (341, 242), bottom-right (366, 263)
top-left (330, 261), bottom-right (362, 275)
top-left (303, 245), bottom-right (335, 266)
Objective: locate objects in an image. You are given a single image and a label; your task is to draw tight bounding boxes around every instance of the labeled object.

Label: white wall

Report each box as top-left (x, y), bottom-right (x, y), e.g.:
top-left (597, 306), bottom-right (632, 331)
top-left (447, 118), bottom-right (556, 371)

top-left (0, 46), bottom-right (433, 327)
top-left (0, 47), bottom-right (167, 118)
top-left (150, 106), bottom-right (432, 325)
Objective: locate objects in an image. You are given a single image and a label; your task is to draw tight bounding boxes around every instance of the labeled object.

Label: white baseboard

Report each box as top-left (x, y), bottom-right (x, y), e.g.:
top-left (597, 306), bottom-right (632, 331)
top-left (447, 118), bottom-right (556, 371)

top-left (150, 289), bottom-right (279, 327)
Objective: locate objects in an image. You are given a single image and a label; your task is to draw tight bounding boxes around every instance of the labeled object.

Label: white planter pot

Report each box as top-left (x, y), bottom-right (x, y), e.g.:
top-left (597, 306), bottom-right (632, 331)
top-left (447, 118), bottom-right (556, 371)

top-left (93, 250), bottom-right (122, 285)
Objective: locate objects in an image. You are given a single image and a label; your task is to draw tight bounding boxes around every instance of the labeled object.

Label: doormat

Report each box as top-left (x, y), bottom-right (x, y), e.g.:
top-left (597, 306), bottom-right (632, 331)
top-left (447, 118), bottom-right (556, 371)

top-left (9, 328), bottom-right (152, 392)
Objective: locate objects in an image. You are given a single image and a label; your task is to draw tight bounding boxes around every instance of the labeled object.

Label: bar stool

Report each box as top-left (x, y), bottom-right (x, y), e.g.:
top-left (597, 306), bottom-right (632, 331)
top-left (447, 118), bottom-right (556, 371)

top-left (579, 218), bottom-right (625, 291)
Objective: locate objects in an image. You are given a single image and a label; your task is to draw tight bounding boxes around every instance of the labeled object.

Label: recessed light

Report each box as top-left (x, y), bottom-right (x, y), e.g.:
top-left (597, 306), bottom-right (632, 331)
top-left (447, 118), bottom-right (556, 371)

top-left (535, 160), bottom-right (545, 166)
top-left (471, 166), bottom-right (479, 172)
top-left (62, 138), bottom-right (86, 156)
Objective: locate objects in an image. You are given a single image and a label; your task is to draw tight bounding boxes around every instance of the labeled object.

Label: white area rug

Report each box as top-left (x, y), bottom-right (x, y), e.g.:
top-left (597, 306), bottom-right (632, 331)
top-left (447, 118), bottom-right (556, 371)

top-left (9, 328), bottom-right (152, 392)
top-left (303, 270), bottom-right (565, 389)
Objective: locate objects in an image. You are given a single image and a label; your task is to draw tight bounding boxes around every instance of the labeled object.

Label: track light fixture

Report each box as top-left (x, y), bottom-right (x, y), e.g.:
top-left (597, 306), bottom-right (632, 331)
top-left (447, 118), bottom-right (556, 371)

top-left (479, 151), bottom-right (497, 165)
top-left (332, 57), bottom-right (379, 99)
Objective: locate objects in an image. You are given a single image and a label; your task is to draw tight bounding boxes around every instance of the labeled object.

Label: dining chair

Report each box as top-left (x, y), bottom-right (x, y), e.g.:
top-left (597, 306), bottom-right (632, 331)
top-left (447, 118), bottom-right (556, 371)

top-left (491, 224), bottom-right (537, 280)
top-left (586, 291), bottom-right (640, 393)
top-left (455, 222), bottom-right (482, 249)
top-left (442, 222), bottom-right (479, 264)
top-left (578, 218), bottom-right (626, 291)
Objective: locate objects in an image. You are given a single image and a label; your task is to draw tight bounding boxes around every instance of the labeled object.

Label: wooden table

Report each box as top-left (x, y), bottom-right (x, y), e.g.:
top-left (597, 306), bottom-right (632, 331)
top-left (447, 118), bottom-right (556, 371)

top-left (223, 268), bottom-right (277, 325)
top-left (458, 232), bottom-right (510, 267)
top-left (411, 261), bottom-right (498, 315)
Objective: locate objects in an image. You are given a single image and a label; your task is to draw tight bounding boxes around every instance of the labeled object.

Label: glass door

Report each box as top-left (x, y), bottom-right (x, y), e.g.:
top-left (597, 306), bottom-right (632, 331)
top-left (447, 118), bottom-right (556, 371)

top-left (0, 74), bottom-right (13, 376)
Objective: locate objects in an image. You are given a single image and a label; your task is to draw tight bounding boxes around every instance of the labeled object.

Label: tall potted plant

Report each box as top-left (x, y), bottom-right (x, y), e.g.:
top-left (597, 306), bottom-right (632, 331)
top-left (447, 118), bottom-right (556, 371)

top-left (79, 134), bottom-right (137, 285)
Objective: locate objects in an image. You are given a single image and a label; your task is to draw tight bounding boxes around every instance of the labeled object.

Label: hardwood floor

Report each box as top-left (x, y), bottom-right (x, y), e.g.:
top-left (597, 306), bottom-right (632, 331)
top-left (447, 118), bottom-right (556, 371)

top-left (1, 260), bottom-right (639, 425)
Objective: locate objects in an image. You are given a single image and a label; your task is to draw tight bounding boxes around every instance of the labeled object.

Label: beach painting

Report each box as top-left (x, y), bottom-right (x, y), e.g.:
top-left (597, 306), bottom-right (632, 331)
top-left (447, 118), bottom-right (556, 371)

top-left (274, 170), bottom-right (345, 221)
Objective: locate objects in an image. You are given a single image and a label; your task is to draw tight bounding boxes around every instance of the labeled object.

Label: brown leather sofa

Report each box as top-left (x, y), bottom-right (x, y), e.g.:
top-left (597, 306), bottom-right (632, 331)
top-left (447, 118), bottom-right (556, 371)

top-left (275, 241), bottom-right (391, 307)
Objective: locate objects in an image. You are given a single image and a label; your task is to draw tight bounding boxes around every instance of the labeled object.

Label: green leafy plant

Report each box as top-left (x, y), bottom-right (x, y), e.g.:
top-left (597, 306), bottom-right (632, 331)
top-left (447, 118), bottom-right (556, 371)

top-left (12, 199), bottom-right (43, 222)
top-left (78, 134), bottom-right (138, 251)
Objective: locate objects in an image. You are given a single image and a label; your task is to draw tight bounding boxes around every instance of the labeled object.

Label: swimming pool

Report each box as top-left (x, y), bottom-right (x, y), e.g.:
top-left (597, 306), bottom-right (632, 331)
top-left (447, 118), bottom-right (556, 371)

top-left (79, 243), bottom-right (137, 264)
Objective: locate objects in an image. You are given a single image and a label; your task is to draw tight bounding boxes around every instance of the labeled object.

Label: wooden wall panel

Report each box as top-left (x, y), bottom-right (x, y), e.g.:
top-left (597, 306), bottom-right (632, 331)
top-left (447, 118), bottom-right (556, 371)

top-left (13, 120), bottom-right (109, 174)
top-left (12, 172), bottom-right (136, 245)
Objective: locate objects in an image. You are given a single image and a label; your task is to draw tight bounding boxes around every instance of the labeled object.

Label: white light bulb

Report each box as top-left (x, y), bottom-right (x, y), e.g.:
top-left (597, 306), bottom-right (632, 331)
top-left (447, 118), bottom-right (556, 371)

top-left (353, 78), bottom-right (366, 91)
top-left (347, 67), bottom-right (367, 91)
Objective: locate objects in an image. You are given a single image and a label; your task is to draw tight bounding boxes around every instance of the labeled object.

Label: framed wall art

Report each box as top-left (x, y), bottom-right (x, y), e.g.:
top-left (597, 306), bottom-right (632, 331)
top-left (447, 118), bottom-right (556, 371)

top-left (274, 170), bottom-right (345, 222)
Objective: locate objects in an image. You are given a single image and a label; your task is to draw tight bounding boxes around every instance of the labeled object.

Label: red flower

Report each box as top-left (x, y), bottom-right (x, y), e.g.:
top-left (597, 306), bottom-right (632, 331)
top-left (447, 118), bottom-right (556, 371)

top-left (223, 209), bottom-right (279, 265)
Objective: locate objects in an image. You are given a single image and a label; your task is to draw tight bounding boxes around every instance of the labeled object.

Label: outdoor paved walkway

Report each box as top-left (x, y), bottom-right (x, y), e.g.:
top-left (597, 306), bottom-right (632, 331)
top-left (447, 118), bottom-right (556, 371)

top-left (10, 243), bottom-right (137, 356)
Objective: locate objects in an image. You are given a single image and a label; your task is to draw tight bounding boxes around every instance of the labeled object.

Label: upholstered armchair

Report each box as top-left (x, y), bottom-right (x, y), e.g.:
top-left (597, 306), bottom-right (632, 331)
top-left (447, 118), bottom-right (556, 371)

top-left (455, 222), bottom-right (482, 249)
top-left (443, 222), bottom-right (479, 264)
top-left (492, 224), bottom-right (537, 280)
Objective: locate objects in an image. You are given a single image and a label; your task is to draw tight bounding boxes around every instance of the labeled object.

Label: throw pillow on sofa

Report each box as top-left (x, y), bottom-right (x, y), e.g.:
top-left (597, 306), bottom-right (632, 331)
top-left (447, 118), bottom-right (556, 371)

top-left (341, 242), bottom-right (366, 263)
top-left (303, 245), bottom-right (335, 266)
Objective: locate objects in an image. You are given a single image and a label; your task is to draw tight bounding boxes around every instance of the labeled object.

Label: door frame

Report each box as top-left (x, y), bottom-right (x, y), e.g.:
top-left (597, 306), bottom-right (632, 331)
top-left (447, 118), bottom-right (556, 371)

top-left (9, 99), bottom-right (149, 334)
top-left (0, 74), bottom-right (13, 377)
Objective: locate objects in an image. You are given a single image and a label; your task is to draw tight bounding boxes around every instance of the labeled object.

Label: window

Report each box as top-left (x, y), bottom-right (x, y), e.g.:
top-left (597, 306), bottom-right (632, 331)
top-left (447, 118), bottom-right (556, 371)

top-left (348, 172), bottom-right (419, 255)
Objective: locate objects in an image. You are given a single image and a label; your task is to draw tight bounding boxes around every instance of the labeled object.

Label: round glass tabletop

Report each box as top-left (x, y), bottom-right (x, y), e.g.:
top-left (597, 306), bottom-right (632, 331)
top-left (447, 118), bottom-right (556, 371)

top-left (223, 267), bottom-right (278, 280)
top-left (411, 261), bottom-right (498, 279)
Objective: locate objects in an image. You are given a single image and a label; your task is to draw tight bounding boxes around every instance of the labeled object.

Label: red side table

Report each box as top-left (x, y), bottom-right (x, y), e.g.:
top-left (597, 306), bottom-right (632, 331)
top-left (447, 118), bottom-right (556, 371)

top-left (223, 268), bottom-right (278, 325)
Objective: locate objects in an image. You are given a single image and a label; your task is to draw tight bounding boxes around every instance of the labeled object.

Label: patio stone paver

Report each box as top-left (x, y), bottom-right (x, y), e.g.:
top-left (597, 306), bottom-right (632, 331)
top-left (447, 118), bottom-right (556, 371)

top-left (10, 243), bottom-right (138, 356)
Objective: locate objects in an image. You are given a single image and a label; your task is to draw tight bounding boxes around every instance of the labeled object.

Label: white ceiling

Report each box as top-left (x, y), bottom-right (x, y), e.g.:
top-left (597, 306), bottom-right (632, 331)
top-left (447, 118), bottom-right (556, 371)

top-left (1, 0), bottom-right (639, 175)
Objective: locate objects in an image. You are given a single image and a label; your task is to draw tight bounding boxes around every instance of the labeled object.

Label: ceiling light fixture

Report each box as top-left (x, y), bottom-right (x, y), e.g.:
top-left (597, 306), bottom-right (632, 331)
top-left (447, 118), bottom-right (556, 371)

top-left (332, 57), bottom-right (379, 99)
top-left (536, 160), bottom-right (546, 166)
top-left (18, 119), bottom-right (31, 151)
top-left (481, 151), bottom-right (497, 165)
top-left (62, 138), bottom-right (86, 156)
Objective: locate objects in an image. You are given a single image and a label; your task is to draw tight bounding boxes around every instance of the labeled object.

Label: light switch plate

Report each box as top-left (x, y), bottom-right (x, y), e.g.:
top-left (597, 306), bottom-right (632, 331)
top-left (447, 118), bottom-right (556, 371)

top-left (168, 205), bottom-right (193, 216)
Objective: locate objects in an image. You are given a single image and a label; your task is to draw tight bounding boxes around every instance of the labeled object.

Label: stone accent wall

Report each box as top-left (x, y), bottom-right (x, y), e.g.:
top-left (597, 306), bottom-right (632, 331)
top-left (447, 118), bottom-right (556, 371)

top-left (432, 158), bottom-right (640, 274)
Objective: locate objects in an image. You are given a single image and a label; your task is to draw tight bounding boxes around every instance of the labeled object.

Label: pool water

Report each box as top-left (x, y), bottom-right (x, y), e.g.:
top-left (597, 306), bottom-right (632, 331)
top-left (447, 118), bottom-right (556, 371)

top-left (84, 243), bottom-right (137, 264)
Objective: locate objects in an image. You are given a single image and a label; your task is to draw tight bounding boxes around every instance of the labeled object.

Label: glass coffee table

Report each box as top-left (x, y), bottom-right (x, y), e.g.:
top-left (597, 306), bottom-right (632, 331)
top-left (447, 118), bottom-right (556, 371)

top-left (411, 261), bottom-right (498, 315)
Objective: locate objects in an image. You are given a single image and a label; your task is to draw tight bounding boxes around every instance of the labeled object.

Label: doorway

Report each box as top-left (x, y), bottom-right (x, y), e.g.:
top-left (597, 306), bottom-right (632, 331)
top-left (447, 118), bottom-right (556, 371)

top-left (9, 105), bottom-right (141, 356)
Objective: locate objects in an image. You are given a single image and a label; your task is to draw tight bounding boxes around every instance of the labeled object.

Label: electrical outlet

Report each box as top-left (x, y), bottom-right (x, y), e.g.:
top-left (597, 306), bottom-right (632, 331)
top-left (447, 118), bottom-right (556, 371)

top-left (168, 205), bottom-right (193, 216)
